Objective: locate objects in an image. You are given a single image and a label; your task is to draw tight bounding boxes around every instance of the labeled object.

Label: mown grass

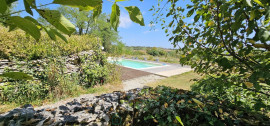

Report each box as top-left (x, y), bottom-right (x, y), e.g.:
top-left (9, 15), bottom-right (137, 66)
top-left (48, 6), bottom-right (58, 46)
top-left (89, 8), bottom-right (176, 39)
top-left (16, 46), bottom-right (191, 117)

top-left (147, 71), bottom-right (202, 90)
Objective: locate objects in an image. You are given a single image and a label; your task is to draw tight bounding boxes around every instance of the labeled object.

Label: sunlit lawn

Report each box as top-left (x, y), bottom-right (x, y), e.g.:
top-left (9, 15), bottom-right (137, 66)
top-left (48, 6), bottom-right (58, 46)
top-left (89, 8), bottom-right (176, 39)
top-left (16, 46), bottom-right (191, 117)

top-left (147, 71), bottom-right (202, 90)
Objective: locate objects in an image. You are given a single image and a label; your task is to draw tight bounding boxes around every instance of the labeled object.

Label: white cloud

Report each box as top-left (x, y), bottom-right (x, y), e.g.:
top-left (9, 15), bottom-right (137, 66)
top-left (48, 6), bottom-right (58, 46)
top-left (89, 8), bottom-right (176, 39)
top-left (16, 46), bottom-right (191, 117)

top-left (119, 13), bottom-right (132, 28)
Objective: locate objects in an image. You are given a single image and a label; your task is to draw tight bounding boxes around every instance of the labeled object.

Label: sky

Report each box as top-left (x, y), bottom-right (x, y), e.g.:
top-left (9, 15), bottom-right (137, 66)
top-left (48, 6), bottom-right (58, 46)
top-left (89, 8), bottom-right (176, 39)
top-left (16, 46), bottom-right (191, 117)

top-left (14, 0), bottom-right (190, 49)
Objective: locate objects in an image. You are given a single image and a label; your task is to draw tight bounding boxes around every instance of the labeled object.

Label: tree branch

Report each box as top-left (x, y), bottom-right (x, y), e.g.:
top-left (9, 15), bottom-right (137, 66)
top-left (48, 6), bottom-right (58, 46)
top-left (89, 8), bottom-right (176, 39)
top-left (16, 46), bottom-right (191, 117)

top-left (0, 3), bottom-right (53, 18)
top-left (215, 1), bottom-right (254, 71)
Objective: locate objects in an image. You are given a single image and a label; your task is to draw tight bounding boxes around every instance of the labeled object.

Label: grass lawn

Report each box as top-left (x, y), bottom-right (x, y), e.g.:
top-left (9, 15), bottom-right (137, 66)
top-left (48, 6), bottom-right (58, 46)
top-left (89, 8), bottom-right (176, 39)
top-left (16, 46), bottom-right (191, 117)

top-left (146, 71), bottom-right (202, 90)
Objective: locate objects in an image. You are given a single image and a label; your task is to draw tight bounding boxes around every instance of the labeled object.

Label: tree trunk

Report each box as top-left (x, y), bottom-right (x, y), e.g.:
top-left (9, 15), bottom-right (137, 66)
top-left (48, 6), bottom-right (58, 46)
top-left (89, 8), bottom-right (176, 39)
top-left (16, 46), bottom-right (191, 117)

top-left (85, 18), bottom-right (92, 34)
top-left (79, 27), bottom-right (83, 35)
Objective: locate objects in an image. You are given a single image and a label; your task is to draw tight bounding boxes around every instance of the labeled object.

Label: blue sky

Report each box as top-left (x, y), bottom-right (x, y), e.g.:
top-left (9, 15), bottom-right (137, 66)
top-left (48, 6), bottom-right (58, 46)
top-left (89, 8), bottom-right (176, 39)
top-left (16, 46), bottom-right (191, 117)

top-left (15, 0), bottom-right (189, 49)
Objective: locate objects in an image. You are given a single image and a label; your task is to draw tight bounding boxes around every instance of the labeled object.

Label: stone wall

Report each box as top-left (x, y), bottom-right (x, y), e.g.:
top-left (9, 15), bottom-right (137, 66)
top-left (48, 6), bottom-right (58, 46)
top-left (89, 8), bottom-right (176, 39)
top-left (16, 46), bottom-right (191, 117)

top-left (0, 88), bottom-right (143, 126)
top-left (0, 50), bottom-right (94, 75)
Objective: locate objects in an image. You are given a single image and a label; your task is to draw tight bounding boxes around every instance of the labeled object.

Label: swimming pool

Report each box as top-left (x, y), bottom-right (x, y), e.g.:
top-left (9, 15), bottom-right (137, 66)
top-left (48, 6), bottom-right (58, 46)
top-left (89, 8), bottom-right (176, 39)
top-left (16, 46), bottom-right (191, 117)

top-left (112, 59), bottom-right (163, 69)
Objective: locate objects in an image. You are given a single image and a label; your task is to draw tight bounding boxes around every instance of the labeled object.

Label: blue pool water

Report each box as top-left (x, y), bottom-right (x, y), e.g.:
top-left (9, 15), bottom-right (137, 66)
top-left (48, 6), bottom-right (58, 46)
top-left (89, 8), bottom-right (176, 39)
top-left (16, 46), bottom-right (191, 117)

top-left (114, 59), bottom-right (162, 69)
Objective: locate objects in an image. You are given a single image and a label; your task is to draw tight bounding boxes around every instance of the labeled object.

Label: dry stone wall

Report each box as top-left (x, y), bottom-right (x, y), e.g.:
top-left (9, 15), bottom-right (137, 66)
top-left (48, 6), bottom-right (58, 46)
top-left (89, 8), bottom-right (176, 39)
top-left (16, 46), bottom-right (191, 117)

top-left (0, 88), bottom-right (143, 126)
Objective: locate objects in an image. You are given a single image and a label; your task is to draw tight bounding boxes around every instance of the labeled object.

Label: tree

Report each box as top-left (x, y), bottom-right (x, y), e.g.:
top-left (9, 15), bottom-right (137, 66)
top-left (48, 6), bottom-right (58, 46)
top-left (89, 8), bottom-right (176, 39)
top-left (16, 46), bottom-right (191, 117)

top-left (153, 0), bottom-right (270, 94)
top-left (0, 0), bottom-right (145, 42)
top-left (0, 1), bottom-right (18, 25)
top-left (90, 14), bottom-right (121, 52)
top-left (57, 6), bottom-right (92, 35)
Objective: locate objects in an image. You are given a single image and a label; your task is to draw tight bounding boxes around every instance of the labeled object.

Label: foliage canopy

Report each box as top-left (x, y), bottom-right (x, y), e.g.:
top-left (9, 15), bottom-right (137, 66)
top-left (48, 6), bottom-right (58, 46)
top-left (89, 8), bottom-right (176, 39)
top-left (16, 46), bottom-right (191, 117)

top-left (153, 0), bottom-right (270, 93)
top-left (0, 0), bottom-right (145, 41)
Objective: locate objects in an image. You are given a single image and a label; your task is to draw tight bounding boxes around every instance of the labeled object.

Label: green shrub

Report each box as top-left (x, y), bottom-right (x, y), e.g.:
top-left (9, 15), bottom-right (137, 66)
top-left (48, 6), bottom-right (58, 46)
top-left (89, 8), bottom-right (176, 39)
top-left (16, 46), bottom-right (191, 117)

top-left (132, 86), bottom-right (270, 126)
top-left (133, 50), bottom-right (146, 55)
top-left (79, 50), bottom-right (113, 87)
top-left (191, 75), bottom-right (270, 114)
top-left (158, 50), bottom-right (167, 56)
top-left (0, 58), bottom-right (81, 103)
top-left (0, 80), bottom-right (49, 104)
top-left (147, 48), bottom-right (159, 56)
top-left (0, 51), bottom-right (117, 104)
top-left (0, 26), bottom-right (98, 60)
top-left (146, 47), bottom-right (167, 56)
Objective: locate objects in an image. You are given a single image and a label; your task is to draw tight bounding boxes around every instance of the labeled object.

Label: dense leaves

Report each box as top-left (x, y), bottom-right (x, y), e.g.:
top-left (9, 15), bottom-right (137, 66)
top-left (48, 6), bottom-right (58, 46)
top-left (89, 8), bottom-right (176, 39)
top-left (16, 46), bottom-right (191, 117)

top-left (0, 72), bottom-right (33, 80)
top-left (153, 0), bottom-right (270, 93)
top-left (130, 86), bottom-right (270, 125)
top-left (0, 0), bottom-right (7, 14)
top-left (148, 0), bottom-right (270, 124)
top-left (79, 50), bottom-right (111, 87)
top-left (0, 0), bottom-right (145, 41)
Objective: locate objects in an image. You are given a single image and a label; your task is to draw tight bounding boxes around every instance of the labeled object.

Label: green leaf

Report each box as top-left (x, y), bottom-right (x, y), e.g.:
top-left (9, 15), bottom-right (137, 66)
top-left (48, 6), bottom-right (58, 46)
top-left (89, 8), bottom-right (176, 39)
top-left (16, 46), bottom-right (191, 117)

top-left (110, 3), bottom-right (120, 31)
top-left (50, 28), bottom-right (68, 42)
top-left (265, 6), bottom-right (270, 21)
top-left (23, 0), bottom-right (33, 15)
top-left (0, 0), bottom-right (7, 14)
top-left (37, 9), bottom-right (76, 36)
top-left (8, 24), bottom-right (17, 32)
top-left (250, 10), bottom-right (256, 21)
top-left (53, 0), bottom-right (102, 11)
top-left (245, 0), bottom-right (252, 7)
top-left (176, 116), bottom-right (184, 126)
top-left (0, 72), bottom-right (33, 80)
top-left (192, 98), bottom-right (205, 107)
top-left (24, 16), bottom-right (39, 25)
top-left (165, 29), bottom-right (168, 33)
top-left (125, 6), bottom-right (145, 26)
top-left (253, 0), bottom-right (264, 7)
top-left (168, 20), bottom-right (174, 27)
top-left (194, 14), bottom-right (200, 22)
top-left (259, 28), bottom-right (270, 42)
top-left (93, 5), bottom-right (102, 19)
top-left (7, 16), bottom-right (41, 40)
top-left (44, 27), bottom-right (56, 41)
top-left (25, 0), bottom-right (36, 8)
top-left (5, 0), bottom-right (18, 5)
top-left (187, 9), bottom-right (194, 17)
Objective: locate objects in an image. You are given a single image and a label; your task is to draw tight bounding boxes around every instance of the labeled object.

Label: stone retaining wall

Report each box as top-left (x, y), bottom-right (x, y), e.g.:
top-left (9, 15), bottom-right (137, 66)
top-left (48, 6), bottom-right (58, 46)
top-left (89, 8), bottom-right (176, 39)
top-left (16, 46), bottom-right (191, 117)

top-left (0, 88), bottom-right (143, 126)
top-left (0, 50), bottom-right (94, 75)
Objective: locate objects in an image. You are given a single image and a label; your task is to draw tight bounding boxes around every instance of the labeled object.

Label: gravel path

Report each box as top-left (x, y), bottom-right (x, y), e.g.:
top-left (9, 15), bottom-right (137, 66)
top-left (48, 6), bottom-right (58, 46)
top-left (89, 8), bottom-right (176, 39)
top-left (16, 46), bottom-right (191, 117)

top-left (122, 74), bottom-right (165, 91)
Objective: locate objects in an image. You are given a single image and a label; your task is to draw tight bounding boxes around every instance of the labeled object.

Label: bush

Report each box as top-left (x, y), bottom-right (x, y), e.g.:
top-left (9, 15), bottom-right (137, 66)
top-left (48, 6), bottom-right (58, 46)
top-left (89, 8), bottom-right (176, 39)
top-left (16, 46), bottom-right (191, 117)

top-left (79, 50), bottom-right (114, 87)
top-left (146, 47), bottom-right (167, 56)
top-left (0, 49), bottom-right (117, 104)
top-left (133, 50), bottom-right (146, 55)
top-left (191, 75), bottom-right (270, 115)
top-left (131, 86), bottom-right (270, 126)
top-left (158, 50), bottom-right (167, 56)
top-left (0, 26), bottom-right (98, 60)
top-left (0, 80), bottom-right (49, 104)
top-left (0, 58), bottom-right (81, 104)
